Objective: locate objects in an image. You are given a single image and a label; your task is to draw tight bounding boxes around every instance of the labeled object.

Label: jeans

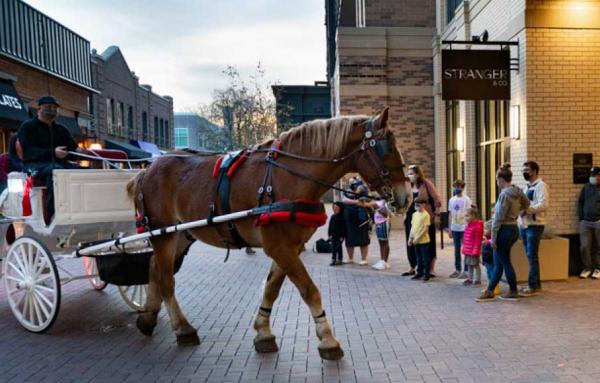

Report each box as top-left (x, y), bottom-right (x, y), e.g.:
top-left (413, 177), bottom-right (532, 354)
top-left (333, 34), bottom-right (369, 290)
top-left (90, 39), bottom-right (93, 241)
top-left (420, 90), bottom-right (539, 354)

top-left (30, 162), bottom-right (78, 218)
top-left (404, 220), bottom-right (417, 269)
top-left (487, 225), bottom-right (519, 293)
top-left (520, 225), bottom-right (545, 289)
top-left (331, 237), bottom-right (344, 262)
top-left (451, 231), bottom-right (466, 272)
top-left (579, 220), bottom-right (600, 271)
top-left (415, 243), bottom-right (431, 278)
top-left (483, 261), bottom-right (494, 282)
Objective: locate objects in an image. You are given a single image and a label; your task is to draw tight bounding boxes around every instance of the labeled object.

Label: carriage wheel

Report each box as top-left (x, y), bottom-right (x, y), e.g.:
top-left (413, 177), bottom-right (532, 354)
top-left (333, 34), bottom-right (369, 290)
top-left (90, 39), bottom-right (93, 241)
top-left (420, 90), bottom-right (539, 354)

top-left (2, 236), bottom-right (60, 333)
top-left (118, 284), bottom-right (147, 312)
top-left (82, 257), bottom-right (107, 291)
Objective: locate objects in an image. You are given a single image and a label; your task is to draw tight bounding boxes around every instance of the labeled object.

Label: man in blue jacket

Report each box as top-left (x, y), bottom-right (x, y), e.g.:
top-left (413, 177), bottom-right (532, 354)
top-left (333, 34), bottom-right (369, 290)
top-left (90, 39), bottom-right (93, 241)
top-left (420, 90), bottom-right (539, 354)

top-left (578, 166), bottom-right (600, 279)
top-left (18, 96), bottom-right (80, 219)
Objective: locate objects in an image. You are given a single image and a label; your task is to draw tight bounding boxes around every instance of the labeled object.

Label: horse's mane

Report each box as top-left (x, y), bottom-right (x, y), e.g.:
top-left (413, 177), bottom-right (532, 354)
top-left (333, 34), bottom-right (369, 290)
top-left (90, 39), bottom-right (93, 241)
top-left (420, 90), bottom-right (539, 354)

top-left (275, 115), bottom-right (369, 158)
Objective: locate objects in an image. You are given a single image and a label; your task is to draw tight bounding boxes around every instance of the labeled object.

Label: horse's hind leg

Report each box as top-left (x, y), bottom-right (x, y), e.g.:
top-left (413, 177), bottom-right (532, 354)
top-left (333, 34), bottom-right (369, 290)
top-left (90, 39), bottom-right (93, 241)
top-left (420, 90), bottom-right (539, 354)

top-left (253, 261), bottom-right (286, 353)
top-left (136, 256), bottom-right (162, 336)
top-left (267, 248), bottom-right (344, 360)
top-left (152, 234), bottom-right (199, 346)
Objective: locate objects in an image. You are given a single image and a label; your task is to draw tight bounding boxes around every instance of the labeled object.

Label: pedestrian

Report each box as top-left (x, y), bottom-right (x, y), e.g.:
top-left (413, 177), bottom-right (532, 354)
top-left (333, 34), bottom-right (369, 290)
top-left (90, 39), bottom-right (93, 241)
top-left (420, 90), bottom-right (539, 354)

top-left (402, 165), bottom-right (442, 277)
top-left (518, 160), bottom-right (549, 296)
top-left (461, 206), bottom-right (483, 286)
top-left (342, 178), bottom-right (370, 265)
top-left (577, 166), bottom-right (600, 279)
top-left (477, 163), bottom-right (530, 302)
top-left (481, 219), bottom-right (500, 296)
top-left (18, 96), bottom-right (82, 219)
top-left (408, 197), bottom-right (432, 281)
top-left (361, 194), bottom-right (391, 270)
top-left (448, 179), bottom-right (472, 278)
top-left (328, 202), bottom-right (346, 266)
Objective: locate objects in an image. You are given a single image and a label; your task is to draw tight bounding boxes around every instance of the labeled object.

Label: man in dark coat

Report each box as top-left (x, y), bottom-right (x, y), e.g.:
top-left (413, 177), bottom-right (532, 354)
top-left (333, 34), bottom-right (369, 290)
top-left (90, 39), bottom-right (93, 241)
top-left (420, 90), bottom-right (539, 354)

top-left (18, 96), bottom-right (80, 218)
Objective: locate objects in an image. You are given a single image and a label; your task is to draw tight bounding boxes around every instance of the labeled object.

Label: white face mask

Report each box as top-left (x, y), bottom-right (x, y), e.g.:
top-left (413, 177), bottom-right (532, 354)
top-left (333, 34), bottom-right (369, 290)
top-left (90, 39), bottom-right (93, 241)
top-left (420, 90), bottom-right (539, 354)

top-left (408, 174), bottom-right (416, 183)
top-left (590, 177), bottom-right (598, 186)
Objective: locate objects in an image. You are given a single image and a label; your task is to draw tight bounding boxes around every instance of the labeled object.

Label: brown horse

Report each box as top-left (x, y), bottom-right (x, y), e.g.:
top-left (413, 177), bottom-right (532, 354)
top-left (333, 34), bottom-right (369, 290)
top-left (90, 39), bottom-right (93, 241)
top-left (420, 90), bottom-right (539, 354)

top-left (126, 107), bottom-right (411, 360)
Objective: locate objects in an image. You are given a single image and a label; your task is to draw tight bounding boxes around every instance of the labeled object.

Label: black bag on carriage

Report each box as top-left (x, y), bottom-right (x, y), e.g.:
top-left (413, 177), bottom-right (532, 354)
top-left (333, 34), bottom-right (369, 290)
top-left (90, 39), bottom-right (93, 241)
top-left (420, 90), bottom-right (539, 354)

top-left (314, 238), bottom-right (333, 253)
top-left (95, 250), bottom-right (186, 286)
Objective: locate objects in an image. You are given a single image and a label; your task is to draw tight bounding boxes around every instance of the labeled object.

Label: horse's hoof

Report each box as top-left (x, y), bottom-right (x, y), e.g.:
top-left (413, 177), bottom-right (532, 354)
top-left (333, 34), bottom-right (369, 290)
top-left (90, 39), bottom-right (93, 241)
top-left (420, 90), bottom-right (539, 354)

top-left (136, 315), bottom-right (155, 336)
top-left (176, 331), bottom-right (200, 346)
top-left (318, 346), bottom-right (344, 360)
top-left (254, 335), bottom-right (278, 353)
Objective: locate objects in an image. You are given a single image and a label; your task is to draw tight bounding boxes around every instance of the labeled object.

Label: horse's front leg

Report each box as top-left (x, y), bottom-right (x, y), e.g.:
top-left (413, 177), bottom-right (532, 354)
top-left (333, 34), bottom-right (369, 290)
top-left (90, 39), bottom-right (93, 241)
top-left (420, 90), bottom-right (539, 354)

top-left (253, 261), bottom-right (286, 353)
top-left (267, 247), bottom-right (344, 360)
top-left (152, 235), bottom-right (199, 346)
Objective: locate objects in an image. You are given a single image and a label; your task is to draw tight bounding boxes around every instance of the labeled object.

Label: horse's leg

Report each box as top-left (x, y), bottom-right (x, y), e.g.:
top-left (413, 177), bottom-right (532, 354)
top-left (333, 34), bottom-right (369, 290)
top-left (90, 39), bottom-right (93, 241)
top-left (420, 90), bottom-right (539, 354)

top-left (136, 256), bottom-right (162, 336)
top-left (253, 261), bottom-right (286, 353)
top-left (152, 234), bottom-right (199, 346)
top-left (269, 250), bottom-right (344, 360)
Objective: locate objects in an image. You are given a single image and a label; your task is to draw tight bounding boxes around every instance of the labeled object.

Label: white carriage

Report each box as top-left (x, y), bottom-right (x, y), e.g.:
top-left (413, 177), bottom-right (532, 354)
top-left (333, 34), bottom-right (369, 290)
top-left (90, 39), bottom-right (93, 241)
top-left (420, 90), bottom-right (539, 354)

top-left (0, 168), bottom-right (150, 332)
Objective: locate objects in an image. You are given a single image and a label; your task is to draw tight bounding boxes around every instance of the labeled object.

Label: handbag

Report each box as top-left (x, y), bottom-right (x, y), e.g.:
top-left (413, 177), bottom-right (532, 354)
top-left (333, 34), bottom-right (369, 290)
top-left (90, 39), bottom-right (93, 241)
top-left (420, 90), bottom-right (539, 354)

top-left (314, 238), bottom-right (333, 253)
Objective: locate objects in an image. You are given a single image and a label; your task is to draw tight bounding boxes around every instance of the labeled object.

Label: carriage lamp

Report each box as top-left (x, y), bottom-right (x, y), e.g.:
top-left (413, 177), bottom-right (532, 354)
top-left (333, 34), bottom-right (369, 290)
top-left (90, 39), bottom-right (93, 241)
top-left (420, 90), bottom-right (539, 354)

top-left (510, 105), bottom-right (520, 140)
top-left (89, 143), bottom-right (102, 150)
top-left (456, 126), bottom-right (465, 152)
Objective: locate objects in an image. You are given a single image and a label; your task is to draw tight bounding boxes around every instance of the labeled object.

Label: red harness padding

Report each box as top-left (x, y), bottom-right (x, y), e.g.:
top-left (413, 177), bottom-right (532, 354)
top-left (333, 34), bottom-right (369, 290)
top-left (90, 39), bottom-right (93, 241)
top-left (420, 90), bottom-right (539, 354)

top-left (212, 156), bottom-right (224, 179)
top-left (255, 199), bottom-right (327, 228)
top-left (212, 152), bottom-right (249, 179)
top-left (22, 176), bottom-right (33, 217)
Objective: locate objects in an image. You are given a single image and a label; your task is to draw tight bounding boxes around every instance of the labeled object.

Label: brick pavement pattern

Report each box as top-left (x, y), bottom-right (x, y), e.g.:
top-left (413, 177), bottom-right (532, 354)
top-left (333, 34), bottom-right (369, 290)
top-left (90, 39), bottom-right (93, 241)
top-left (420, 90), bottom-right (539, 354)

top-left (1, 224), bottom-right (599, 383)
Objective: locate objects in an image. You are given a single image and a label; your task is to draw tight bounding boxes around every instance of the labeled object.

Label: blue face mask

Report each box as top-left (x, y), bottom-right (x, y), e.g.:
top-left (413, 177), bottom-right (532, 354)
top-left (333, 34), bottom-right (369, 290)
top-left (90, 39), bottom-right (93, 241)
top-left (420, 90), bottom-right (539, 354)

top-left (414, 203), bottom-right (421, 210)
top-left (591, 177), bottom-right (598, 186)
top-left (453, 188), bottom-right (462, 196)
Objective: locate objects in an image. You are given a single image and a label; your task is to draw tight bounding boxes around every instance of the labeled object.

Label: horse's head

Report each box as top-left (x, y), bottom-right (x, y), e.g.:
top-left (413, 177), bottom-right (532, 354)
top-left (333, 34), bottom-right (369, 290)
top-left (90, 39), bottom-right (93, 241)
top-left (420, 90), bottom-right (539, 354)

top-left (354, 107), bottom-right (412, 213)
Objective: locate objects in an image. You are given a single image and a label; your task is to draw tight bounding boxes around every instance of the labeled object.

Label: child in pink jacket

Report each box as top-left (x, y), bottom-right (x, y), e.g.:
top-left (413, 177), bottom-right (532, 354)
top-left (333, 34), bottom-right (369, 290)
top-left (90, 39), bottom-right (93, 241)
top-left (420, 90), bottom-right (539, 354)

top-left (462, 206), bottom-right (484, 286)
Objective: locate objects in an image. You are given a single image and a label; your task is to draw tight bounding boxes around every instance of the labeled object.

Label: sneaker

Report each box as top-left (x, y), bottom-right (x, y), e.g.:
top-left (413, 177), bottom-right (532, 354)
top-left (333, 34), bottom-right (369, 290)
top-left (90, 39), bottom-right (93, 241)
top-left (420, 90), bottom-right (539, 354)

top-left (343, 258), bottom-right (354, 264)
top-left (449, 271), bottom-right (460, 278)
top-left (498, 291), bottom-right (520, 301)
top-left (402, 270), bottom-right (416, 276)
top-left (462, 279), bottom-right (473, 286)
top-left (519, 286), bottom-right (540, 297)
top-left (336, 260), bottom-right (344, 266)
top-left (423, 276), bottom-right (431, 282)
top-left (372, 260), bottom-right (385, 270)
top-left (359, 260), bottom-right (369, 266)
top-left (458, 272), bottom-right (468, 279)
top-left (329, 261), bottom-right (337, 267)
top-left (476, 290), bottom-right (496, 302)
top-left (592, 269), bottom-right (600, 279)
top-left (411, 274), bottom-right (423, 280)
top-left (580, 269), bottom-right (592, 279)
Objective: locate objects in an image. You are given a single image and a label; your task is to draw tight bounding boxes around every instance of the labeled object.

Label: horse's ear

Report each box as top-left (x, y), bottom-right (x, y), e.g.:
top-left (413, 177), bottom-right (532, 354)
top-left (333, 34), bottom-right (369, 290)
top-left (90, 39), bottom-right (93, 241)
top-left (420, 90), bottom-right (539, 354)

top-left (376, 106), bottom-right (390, 131)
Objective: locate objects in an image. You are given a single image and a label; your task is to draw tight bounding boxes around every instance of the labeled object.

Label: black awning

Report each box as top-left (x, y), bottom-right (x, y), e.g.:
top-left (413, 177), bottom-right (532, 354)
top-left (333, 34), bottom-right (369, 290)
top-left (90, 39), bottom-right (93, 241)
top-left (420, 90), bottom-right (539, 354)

top-left (56, 115), bottom-right (83, 140)
top-left (105, 138), bottom-right (151, 159)
top-left (0, 80), bottom-right (29, 125)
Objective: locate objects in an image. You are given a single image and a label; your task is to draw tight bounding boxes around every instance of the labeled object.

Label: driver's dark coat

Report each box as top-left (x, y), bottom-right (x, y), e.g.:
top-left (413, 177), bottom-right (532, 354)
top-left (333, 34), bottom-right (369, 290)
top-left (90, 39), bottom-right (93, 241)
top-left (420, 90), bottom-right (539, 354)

top-left (17, 117), bottom-right (77, 169)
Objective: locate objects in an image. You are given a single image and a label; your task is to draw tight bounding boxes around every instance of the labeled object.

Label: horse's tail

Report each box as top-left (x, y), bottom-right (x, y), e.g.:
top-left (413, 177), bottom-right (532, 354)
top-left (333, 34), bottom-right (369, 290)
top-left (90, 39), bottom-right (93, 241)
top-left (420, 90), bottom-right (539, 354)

top-left (126, 169), bottom-right (146, 210)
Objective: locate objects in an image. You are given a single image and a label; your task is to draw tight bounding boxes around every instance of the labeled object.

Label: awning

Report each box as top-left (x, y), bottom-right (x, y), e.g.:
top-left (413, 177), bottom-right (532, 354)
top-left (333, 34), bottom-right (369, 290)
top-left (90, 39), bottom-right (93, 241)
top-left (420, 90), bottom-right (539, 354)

top-left (105, 138), bottom-right (151, 159)
top-left (130, 140), bottom-right (161, 157)
top-left (56, 115), bottom-right (84, 140)
top-left (0, 79), bottom-right (29, 129)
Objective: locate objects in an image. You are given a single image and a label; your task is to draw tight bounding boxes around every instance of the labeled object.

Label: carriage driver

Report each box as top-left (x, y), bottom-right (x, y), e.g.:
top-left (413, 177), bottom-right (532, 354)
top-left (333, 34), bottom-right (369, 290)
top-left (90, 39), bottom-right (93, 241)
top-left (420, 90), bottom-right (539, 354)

top-left (18, 96), bottom-right (82, 219)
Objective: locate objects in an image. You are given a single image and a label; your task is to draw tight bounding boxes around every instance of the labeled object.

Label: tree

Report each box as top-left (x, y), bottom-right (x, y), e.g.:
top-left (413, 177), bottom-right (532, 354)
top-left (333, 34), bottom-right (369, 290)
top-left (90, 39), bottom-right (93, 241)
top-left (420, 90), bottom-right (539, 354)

top-left (200, 63), bottom-right (278, 149)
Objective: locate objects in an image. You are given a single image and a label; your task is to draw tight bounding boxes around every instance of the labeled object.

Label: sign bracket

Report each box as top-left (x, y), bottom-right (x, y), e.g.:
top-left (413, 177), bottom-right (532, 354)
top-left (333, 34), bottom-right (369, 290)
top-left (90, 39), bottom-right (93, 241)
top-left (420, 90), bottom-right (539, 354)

top-left (442, 40), bottom-right (520, 72)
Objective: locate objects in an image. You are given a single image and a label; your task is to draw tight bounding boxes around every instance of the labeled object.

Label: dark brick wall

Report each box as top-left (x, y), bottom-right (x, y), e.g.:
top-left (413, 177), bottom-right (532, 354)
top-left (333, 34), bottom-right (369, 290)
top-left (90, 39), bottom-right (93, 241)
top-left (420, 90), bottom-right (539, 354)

top-left (365, 0), bottom-right (436, 28)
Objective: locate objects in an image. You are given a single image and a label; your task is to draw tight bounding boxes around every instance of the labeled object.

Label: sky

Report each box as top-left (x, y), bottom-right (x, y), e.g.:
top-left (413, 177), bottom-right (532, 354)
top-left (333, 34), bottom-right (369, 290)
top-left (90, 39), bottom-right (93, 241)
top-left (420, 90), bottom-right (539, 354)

top-left (24, 0), bottom-right (327, 112)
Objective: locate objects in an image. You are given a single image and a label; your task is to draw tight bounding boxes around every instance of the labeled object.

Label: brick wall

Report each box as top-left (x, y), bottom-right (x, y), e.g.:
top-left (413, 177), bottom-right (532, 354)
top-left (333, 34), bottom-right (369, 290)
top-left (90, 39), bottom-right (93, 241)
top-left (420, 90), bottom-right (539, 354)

top-left (366, 0), bottom-right (436, 28)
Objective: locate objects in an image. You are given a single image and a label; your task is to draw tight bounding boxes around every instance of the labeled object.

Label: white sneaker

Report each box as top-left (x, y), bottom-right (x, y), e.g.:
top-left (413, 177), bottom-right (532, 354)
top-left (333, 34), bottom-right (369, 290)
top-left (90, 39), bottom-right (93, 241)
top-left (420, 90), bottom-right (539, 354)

top-left (592, 269), bottom-right (600, 279)
top-left (372, 260), bottom-right (389, 270)
top-left (359, 260), bottom-right (369, 266)
top-left (580, 269), bottom-right (592, 279)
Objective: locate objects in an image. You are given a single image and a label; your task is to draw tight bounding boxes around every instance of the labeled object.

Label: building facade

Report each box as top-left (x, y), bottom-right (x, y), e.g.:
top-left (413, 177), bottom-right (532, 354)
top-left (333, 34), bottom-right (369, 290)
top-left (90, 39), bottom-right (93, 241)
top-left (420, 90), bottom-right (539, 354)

top-left (272, 81), bottom-right (332, 131)
top-left (326, 0), bottom-right (437, 179)
top-left (0, 0), bottom-right (95, 151)
top-left (435, 0), bottom-right (600, 236)
top-left (90, 46), bottom-right (174, 155)
top-left (174, 113), bottom-right (227, 152)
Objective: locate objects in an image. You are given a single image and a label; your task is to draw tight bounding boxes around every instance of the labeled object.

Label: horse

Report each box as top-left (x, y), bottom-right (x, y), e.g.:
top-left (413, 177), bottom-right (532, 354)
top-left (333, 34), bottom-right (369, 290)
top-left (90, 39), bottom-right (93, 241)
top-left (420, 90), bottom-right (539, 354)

top-left (126, 107), bottom-right (411, 360)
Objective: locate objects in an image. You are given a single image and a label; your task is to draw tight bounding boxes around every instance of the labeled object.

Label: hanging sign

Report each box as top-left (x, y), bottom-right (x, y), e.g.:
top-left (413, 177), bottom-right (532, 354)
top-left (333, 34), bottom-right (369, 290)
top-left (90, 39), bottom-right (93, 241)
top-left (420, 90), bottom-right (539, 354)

top-left (442, 49), bottom-right (510, 100)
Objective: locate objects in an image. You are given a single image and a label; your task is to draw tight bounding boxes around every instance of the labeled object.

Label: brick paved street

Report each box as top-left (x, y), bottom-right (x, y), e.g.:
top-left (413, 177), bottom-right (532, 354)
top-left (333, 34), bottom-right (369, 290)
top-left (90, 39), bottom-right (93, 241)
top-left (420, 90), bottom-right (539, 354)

top-left (1, 219), bottom-right (600, 383)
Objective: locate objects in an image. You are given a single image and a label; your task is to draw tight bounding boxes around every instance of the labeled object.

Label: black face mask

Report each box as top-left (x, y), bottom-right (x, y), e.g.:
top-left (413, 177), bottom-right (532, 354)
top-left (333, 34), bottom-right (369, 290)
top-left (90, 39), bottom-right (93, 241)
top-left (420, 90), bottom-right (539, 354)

top-left (523, 172), bottom-right (531, 181)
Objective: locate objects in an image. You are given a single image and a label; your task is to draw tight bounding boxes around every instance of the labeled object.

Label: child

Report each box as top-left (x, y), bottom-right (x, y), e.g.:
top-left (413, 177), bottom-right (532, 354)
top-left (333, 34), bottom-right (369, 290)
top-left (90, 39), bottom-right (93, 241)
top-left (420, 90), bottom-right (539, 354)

top-left (408, 197), bottom-right (432, 281)
top-left (328, 202), bottom-right (346, 266)
top-left (461, 206), bottom-right (484, 286)
top-left (448, 180), bottom-right (472, 278)
top-left (482, 219), bottom-right (501, 295)
top-left (361, 194), bottom-right (391, 270)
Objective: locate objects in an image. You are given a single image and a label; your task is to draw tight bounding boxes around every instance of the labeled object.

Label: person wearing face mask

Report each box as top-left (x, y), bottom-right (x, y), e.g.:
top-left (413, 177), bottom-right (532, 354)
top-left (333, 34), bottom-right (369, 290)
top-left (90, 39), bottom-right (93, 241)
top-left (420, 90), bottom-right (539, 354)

top-left (342, 178), bottom-right (371, 265)
top-left (577, 167), bottom-right (600, 279)
top-left (477, 163), bottom-right (530, 302)
top-left (518, 161), bottom-right (549, 296)
top-left (402, 164), bottom-right (442, 276)
top-left (448, 179), bottom-right (472, 279)
top-left (18, 96), bottom-right (81, 219)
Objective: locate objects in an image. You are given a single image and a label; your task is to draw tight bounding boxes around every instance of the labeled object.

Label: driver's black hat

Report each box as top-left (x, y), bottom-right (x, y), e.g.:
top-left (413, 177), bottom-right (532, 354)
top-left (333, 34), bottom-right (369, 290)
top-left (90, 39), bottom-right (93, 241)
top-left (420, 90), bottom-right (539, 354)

top-left (38, 95), bottom-right (60, 107)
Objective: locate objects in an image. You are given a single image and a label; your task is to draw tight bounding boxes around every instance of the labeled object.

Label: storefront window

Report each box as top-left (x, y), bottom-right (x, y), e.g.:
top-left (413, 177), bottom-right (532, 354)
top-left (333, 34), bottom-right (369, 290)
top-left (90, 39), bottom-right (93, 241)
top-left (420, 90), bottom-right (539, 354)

top-left (476, 100), bottom-right (510, 220)
top-left (142, 112), bottom-right (148, 141)
top-left (447, 0), bottom-right (463, 24)
top-left (174, 128), bottom-right (189, 148)
top-left (446, 101), bottom-right (462, 198)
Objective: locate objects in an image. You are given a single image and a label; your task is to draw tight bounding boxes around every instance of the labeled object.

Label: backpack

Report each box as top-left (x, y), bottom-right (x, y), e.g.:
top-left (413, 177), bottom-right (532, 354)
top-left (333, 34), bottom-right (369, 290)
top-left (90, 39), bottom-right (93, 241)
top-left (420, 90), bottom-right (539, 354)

top-left (314, 238), bottom-right (333, 253)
